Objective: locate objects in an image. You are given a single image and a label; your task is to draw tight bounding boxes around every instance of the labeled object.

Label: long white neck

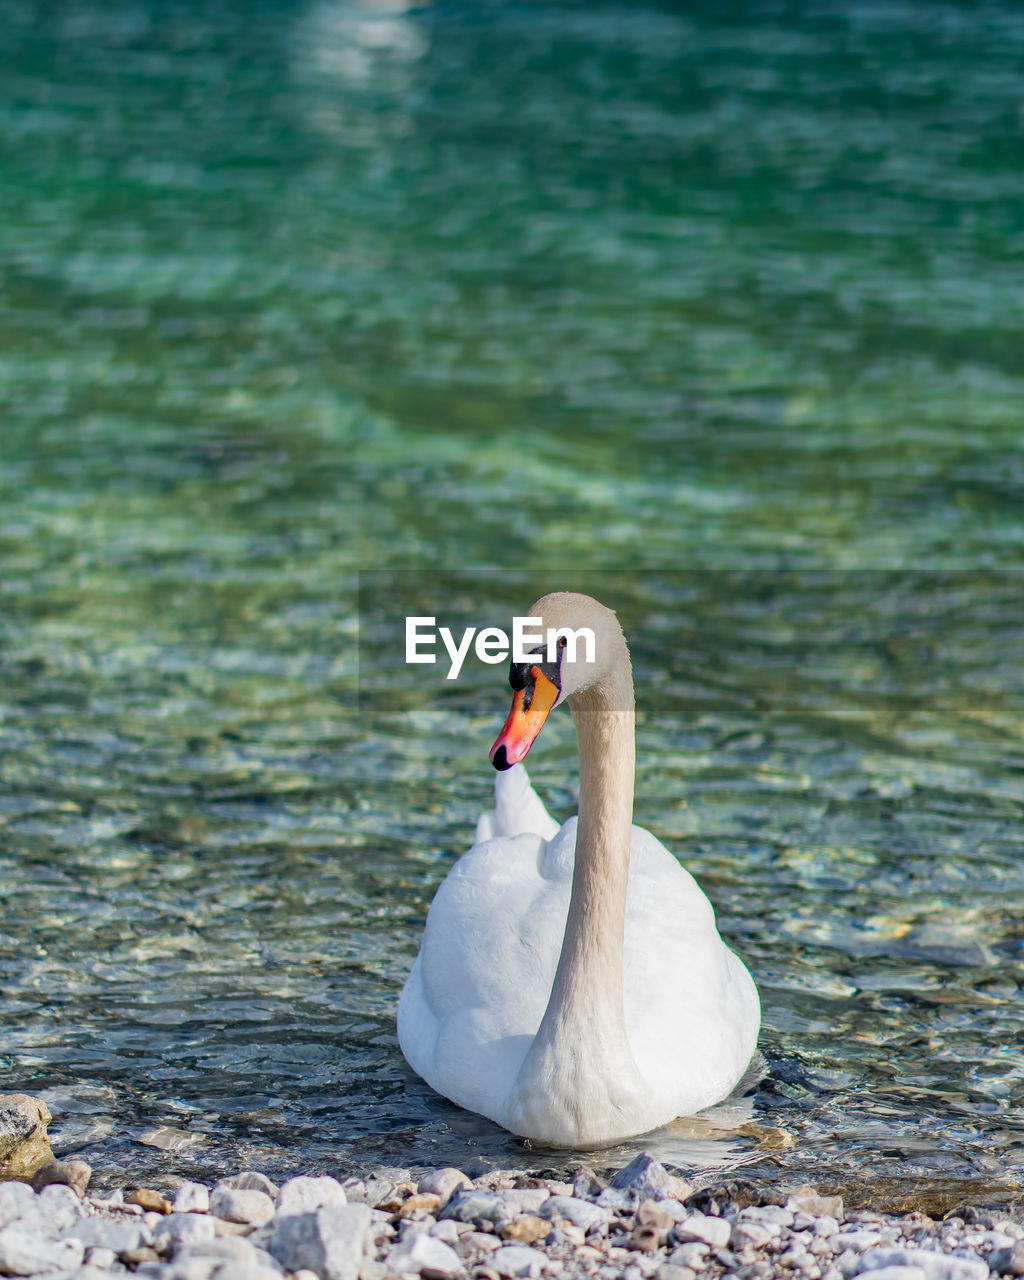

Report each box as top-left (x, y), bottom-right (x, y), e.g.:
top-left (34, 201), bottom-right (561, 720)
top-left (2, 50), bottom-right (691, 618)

top-left (552, 668), bottom-right (635, 1035)
top-left (508, 645), bottom-right (647, 1145)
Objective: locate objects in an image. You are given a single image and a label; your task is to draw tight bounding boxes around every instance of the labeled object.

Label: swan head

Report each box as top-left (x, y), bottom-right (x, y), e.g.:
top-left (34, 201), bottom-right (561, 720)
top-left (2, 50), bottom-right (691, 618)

top-left (490, 592), bottom-right (629, 770)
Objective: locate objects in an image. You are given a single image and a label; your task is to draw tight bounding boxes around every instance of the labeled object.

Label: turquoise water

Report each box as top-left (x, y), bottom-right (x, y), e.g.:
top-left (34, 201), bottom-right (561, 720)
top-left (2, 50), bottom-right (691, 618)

top-left (2, 0), bottom-right (1024, 1202)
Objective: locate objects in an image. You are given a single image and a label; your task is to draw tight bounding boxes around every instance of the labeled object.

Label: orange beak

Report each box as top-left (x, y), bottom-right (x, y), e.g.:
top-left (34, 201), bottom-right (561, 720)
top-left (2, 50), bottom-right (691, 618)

top-left (490, 667), bottom-right (559, 770)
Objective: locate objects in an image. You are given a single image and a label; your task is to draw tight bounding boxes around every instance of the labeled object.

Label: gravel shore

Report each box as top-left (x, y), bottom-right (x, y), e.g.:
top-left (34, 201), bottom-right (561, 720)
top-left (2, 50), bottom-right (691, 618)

top-left (1, 1151), bottom-right (1023, 1280)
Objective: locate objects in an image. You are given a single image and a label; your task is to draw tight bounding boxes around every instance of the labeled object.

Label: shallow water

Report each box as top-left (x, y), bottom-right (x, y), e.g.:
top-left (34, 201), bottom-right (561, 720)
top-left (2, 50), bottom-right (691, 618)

top-left (1, 0), bottom-right (1023, 1200)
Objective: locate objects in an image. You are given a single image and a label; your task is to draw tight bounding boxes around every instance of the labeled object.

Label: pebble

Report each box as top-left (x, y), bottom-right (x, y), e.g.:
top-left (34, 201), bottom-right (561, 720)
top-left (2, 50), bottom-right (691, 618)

top-left (503, 1215), bottom-right (552, 1245)
top-left (85, 1245), bottom-right (118, 1268)
top-left (657, 1265), bottom-right (696, 1280)
top-left (126, 1188), bottom-right (171, 1213)
top-left (0, 1223), bottom-right (85, 1274)
top-left (492, 1243), bottom-right (553, 1276)
top-left (990, 1242), bottom-right (1024, 1274)
top-left (673, 1214), bottom-right (732, 1249)
top-left (465, 1229), bottom-right (503, 1254)
top-left (857, 1269), bottom-right (927, 1280)
top-left (639, 1201), bottom-right (680, 1235)
top-left (668, 1242), bottom-right (709, 1269)
top-left (277, 1174), bottom-right (349, 1218)
top-left (432, 1218), bottom-right (462, 1245)
top-left (837, 1231), bottom-right (886, 1252)
top-left (178, 1235), bottom-right (260, 1266)
top-left (0, 1182), bottom-right (36, 1229)
top-left (25, 1182), bottom-right (85, 1235)
top-left (209, 1185), bottom-right (276, 1225)
top-left (32, 1158), bottom-right (93, 1198)
top-left (63, 1215), bottom-right (151, 1253)
top-left (216, 1171), bottom-right (278, 1197)
top-left (0, 1143), bottom-right (1020, 1280)
top-left (610, 1155), bottom-right (691, 1204)
top-left (172, 1182), bottom-right (210, 1214)
top-left (442, 1189), bottom-right (513, 1228)
top-left (541, 1196), bottom-right (607, 1234)
top-left (0, 1093), bottom-right (54, 1183)
top-left (505, 1189), bottom-right (553, 1216)
top-left (856, 1248), bottom-right (988, 1280)
top-left (268, 1202), bottom-right (371, 1280)
top-left (732, 1219), bottom-right (780, 1250)
top-left (418, 1168), bottom-right (473, 1204)
top-left (152, 1211), bottom-right (217, 1250)
top-left (631, 1224), bottom-right (664, 1252)
top-left (387, 1225), bottom-right (464, 1276)
top-left (400, 1192), bottom-right (443, 1220)
top-left (789, 1191), bottom-right (846, 1221)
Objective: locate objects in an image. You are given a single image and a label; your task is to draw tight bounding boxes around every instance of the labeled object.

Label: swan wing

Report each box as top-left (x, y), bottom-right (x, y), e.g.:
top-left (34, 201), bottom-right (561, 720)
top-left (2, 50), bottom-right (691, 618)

top-left (473, 763), bottom-right (561, 843)
top-left (622, 825), bottom-right (761, 1114)
top-left (398, 784), bottom-right (569, 1126)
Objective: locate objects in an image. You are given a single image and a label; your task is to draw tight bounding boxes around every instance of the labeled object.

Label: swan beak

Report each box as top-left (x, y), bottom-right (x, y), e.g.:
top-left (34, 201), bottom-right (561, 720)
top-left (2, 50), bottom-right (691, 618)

top-left (490, 668), bottom-right (559, 771)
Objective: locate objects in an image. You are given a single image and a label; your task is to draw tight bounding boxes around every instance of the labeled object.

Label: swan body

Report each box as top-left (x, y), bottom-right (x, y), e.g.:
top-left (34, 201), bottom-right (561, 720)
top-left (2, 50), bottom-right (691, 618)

top-left (397, 593), bottom-right (760, 1148)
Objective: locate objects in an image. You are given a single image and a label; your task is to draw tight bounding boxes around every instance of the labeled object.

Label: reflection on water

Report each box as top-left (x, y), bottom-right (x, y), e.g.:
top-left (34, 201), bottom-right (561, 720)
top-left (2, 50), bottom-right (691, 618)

top-left (1, 0), bottom-right (1023, 1200)
top-left (295, 0), bottom-right (428, 125)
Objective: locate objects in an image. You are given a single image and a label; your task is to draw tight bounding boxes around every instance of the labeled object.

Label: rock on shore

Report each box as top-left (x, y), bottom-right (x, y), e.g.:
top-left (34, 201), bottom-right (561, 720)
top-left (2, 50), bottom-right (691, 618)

top-left (0, 1148), bottom-right (1022, 1280)
top-left (0, 1093), bottom-right (54, 1182)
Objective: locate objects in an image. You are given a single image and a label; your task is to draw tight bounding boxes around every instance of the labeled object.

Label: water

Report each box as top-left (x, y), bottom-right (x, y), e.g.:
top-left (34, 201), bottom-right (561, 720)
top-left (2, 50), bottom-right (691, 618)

top-left (1, 0), bottom-right (1023, 1206)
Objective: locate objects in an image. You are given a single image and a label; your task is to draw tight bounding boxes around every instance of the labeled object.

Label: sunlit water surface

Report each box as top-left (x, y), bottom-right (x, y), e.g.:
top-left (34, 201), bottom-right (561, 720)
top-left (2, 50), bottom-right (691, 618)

top-left (1, 0), bottom-right (1023, 1208)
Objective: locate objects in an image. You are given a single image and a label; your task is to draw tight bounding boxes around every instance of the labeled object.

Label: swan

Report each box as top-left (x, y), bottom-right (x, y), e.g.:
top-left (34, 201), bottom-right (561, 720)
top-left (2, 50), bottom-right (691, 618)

top-left (397, 592), bottom-right (760, 1147)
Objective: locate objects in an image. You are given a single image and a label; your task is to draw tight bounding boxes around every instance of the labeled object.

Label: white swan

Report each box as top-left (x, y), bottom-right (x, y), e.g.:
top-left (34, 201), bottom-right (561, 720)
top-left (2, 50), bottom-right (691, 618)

top-left (398, 592), bottom-right (760, 1147)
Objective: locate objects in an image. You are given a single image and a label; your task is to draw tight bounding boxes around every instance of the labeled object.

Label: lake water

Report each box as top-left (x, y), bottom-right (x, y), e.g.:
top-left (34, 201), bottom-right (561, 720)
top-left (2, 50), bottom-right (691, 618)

top-left (2, 0), bottom-right (1023, 1209)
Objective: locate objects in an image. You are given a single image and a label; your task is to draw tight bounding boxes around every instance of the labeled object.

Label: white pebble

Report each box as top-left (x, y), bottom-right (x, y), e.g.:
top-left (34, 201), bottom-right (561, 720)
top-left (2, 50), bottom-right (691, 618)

top-left (173, 1181), bottom-right (211, 1214)
top-left (732, 1220), bottom-right (779, 1250)
top-left (209, 1186), bottom-right (276, 1226)
top-left (84, 1246), bottom-right (117, 1269)
top-left (856, 1269), bottom-right (926, 1280)
top-left (0, 1226), bottom-right (84, 1276)
top-left (668, 1242), bottom-right (709, 1271)
top-left (276, 1175), bottom-right (347, 1218)
top-left (856, 1248), bottom-right (988, 1280)
top-left (742, 1206), bottom-right (794, 1229)
top-left (491, 1244), bottom-right (552, 1278)
top-left (417, 1169), bottom-right (472, 1204)
top-left (835, 1232), bottom-right (883, 1252)
top-left (673, 1214), bottom-right (731, 1250)
top-left (542, 1197), bottom-right (607, 1234)
top-left (153, 1212), bottom-right (218, 1249)
top-left (386, 1227), bottom-right (463, 1277)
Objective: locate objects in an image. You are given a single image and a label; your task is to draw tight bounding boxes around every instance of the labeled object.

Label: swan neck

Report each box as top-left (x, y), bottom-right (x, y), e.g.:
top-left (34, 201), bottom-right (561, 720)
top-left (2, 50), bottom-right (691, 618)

top-left (567, 671), bottom-right (635, 988)
top-left (508, 632), bottom-right (645, 1141)
top-left (542, 654), bottom-right (636, 1033)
